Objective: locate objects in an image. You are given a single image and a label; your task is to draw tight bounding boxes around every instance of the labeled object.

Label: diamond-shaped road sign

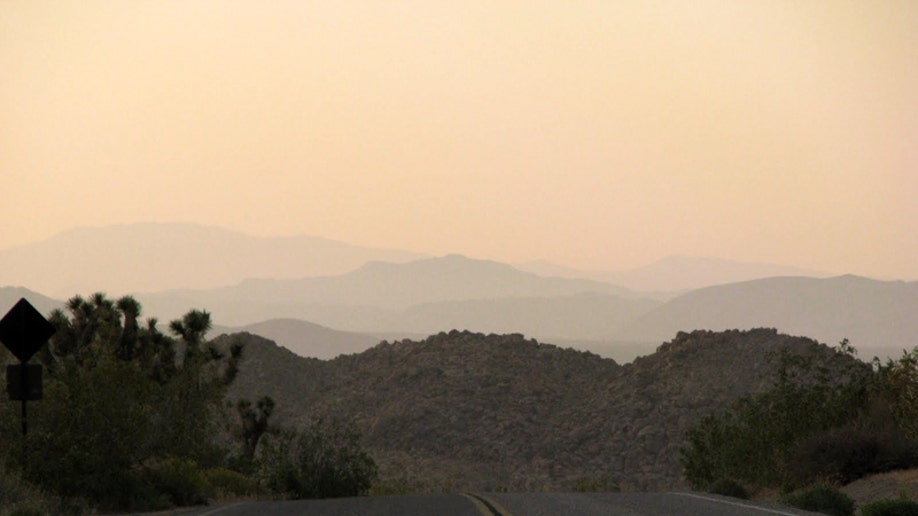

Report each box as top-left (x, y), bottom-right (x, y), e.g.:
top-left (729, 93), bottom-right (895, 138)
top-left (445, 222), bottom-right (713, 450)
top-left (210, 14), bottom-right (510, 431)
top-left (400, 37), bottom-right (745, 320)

top-left (0, 298), bottom-right (55, 363)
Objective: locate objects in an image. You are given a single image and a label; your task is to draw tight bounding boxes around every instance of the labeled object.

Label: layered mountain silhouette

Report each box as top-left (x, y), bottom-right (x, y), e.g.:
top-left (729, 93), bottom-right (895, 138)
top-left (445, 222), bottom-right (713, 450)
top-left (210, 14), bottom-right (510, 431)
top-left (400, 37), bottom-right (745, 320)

top-left (213, 318), bottom-right (380, 360)
top-left (2, 223), bottom-right (838, 298)
top-left (1, 223), bottom-right (913, 363)
top-left (0, 223), bottom-right (425, 297)
top-left (613, 275), bottom-right (918, 359)
top-left (144, 266), bottom-right (913, 361)
top-left (517, 255), bottom-right (828, 292)
top-left (136, 254), bottom-right (651, 329)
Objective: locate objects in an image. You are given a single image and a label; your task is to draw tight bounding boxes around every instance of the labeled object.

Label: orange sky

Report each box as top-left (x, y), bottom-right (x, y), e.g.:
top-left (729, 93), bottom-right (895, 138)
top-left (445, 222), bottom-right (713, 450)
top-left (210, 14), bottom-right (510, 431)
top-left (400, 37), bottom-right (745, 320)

top-left (1, 1), bottom-right (916, 278)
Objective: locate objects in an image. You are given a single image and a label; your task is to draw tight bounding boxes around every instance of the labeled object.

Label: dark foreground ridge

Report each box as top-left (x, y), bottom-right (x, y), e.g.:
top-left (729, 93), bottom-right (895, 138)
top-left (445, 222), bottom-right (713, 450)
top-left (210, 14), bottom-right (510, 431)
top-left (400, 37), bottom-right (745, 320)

top-left (223, 327), bottom-right (857, 492)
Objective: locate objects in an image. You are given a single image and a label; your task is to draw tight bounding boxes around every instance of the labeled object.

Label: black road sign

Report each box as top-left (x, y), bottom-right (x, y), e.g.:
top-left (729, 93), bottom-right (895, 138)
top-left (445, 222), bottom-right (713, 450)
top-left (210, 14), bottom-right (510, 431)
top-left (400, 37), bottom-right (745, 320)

top-left (0, 298), bottom-right (55, 363)
top-left (6, 364), bottom-right (42, 401)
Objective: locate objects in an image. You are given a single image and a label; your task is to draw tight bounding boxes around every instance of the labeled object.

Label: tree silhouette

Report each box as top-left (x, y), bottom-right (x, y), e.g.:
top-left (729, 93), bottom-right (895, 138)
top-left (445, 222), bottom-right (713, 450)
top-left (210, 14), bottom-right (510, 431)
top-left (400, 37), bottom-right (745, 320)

top-left (236, 396), bottom-right (276, 464)
top-left (2, 293), bottom-right (244, 510)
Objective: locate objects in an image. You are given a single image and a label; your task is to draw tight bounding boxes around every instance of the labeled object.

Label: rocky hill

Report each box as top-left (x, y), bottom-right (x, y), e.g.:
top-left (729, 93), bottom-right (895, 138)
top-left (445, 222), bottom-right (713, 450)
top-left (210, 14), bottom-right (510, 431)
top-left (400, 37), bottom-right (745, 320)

top-left (221, 328), bottom-right (859, 491)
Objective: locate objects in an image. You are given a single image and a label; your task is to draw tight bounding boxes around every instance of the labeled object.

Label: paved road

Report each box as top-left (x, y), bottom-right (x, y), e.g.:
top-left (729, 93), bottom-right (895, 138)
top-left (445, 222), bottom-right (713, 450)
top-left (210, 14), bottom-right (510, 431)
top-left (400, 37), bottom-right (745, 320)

top-left (181, 492), bottom-right (820, 516)
top-left (486, 492), bottom-right (820, 516)
top-left (184, 494), bottom-right (474, 516)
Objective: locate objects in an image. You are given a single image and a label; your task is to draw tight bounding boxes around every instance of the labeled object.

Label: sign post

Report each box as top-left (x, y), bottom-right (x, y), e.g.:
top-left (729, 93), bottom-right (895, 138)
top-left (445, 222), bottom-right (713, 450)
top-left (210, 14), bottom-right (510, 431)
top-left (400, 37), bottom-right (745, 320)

top-left (0, 298), bottom-right (55, 461)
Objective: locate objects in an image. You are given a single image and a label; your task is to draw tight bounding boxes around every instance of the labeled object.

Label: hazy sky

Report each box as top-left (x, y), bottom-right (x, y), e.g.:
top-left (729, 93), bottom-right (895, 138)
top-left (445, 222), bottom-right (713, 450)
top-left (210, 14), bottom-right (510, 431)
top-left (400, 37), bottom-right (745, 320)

top-left (2, 1), bottom-right (916, 279)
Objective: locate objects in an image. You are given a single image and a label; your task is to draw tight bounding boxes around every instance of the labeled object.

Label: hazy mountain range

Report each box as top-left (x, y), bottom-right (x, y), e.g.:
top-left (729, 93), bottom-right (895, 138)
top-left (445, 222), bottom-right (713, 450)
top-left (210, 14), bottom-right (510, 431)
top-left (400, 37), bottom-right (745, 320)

top-left (0, 287), bottom-right (63, 316)
top-left (199, 270), bottom-right (913, 362)
top-left (517, 255), bottom-right (829, 292)
top-left (2, 222), bottom-right (828, 298)
top-left (0, 222), bottom-right (426, 298)
top-left (615, 274), bottom-right (918, 359)
top-left (212, 318), bottom-right (380, 360)
top-left (136, 254), bottom-right (648, 327)
top-left (0, 222), bottom-right (913, 363)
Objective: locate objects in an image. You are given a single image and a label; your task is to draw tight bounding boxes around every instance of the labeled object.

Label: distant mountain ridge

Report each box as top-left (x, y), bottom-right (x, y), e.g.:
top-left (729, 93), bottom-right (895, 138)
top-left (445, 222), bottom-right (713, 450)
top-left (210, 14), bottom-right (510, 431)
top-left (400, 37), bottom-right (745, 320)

top-left (614, 275), bottom-right (918, 358)
top-left (213, 318), bottom-right (380, 360)
top-left (233, 254), bottom-right (638, 307)
top-left (0, 287), bottom-right (63, 317)
top-left (1, 223), bottom-right (912, 364)
top-left (517, 255), bottom-right (829, 292)
top-left (2, 223), bottom-right (850, 301)
top-left (141, 266), bottom-right (914, 362)
top-left (0, 222), bottom-right (426, 297)
top-left (137, 254), bottom-right (650, 327)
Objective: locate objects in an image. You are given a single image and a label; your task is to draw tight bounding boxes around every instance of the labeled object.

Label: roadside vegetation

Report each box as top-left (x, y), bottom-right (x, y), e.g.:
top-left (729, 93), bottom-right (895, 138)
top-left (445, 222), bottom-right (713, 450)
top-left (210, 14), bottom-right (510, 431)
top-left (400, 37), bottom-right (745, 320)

top-left (0, 293), bottom-right (376, 514)
top-left (780, 484), bottom-right (855, 516)
top-left (681, 339), bottom-right (918, 514)
top-left (860, 499), bottom-right (918, 516)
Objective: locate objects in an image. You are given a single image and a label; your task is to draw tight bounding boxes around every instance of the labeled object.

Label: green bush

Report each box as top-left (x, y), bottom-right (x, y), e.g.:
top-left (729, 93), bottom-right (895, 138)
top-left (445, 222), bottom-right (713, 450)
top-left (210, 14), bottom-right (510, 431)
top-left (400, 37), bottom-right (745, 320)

top-left (708, 478), bottom-right (749, 499)
top-left (205, 467), bottom-right (259, 498)
top-left (369, 478), bottom-right (423, 496)
top-left (0, 467), bottom-right (58, 516)
top-left (8, 508), bottom-right (47, 516)
top-left (570, 474), bottom-right (620, 493)
top-left (779, 485), bottom-right (854, 516)
top-left (860, 499), bottom-right (918, 516)
top-left (680, 342), bottom-right (872, 490)
top-left (258, 419), bottom-right (378, 499)
top-left (0, 468), bottom-right (38, 508)
top-left (783, 396), bottom-right (918, 488)
top-left (787, 422), bottom-right (918, 486)
top-left (150, 457), bottom-right (213, 507)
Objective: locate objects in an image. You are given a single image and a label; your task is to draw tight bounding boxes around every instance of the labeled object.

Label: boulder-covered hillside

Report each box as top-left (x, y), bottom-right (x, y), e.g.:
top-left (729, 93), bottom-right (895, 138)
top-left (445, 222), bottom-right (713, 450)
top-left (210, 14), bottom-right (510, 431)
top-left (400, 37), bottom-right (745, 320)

top-left (220, 328), bottom-right (860, 491)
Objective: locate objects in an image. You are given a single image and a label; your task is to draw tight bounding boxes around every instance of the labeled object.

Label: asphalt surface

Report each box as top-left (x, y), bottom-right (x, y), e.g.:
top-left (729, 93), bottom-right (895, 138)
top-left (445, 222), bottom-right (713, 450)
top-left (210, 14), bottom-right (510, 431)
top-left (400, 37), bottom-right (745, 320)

top-left (486, 492), bottom-right (820, 516)
top-left (178, 492), bottom-right (822, 516)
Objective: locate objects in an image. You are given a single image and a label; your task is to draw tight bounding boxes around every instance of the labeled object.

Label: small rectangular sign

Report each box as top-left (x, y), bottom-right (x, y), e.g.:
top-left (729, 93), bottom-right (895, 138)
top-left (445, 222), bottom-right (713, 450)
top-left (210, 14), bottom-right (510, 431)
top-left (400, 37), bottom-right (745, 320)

top-left (6, 364), bottom-right (42, 401)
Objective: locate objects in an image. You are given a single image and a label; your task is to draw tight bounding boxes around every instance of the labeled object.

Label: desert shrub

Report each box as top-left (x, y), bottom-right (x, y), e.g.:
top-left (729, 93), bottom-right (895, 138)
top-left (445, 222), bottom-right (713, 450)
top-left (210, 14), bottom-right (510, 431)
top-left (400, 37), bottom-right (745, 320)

top-left (258, 419), bottom-right (377, 499)
top-left (0, 468), bottom-right (40, 508)
top-left (367, 468), bottom-right (435, 496)
top-left (787, 419), bottom-right (918, 486)
top-left (369, 478), bottom-right (422, 496)
top-left (876, 349), bottom-right (918, 440)
top-left (205, 467), bottom-right (259, 498)
top-left (8, 508), bottom-right (46, 516)
top-left (0, 459), bottom-right (84, 516)
top-left (708, 478), bottom-right (749, 499)
top-left (779, 485), bottom-right (854, 516)
top-left (7, 507), bottom-right (48, 516)
top-left (860, 499), bottom-right (918, 516)
top-left (570, 474), bottom-right (620, 493)
top-left (149, 457), bottom-right (213, 507)
top-left (681, 342), bottom-right (872, 490)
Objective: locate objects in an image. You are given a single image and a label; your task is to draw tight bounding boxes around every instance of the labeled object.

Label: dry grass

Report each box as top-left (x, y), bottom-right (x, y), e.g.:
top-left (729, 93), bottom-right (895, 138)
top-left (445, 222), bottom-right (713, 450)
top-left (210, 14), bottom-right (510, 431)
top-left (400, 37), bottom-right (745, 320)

top-left (841, 469), bottom-right (918, 506)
